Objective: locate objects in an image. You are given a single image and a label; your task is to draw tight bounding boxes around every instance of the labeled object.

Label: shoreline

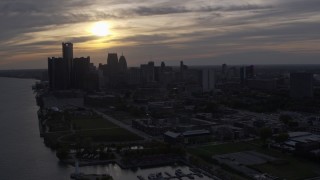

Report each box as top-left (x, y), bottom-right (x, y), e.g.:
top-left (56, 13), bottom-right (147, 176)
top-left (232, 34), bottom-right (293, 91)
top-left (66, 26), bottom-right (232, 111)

top-left (0, 76), bottom-right (41, 81)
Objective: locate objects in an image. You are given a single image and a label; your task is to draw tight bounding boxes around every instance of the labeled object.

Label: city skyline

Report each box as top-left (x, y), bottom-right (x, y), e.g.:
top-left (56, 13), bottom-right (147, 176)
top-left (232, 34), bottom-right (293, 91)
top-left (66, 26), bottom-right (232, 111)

top-left (1, 0), bottom-right (320, 69)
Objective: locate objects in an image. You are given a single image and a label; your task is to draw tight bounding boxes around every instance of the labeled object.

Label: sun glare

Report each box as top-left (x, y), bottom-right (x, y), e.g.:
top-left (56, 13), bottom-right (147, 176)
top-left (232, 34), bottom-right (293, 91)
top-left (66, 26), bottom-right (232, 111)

top-left (91, 22), bottom-right (110, 37)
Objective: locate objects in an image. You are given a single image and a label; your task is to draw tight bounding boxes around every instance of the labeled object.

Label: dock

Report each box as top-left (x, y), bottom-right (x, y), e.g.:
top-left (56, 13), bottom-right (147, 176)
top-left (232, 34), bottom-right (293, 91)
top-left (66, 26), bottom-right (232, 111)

top-left (137, 169), bottom-right (203, 180)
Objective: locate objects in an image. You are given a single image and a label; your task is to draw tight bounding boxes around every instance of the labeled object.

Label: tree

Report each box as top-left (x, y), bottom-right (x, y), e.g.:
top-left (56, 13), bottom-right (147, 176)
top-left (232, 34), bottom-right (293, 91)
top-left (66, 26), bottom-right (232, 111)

top-left (275, 133), bottom-right (289, 144)
top-left (259, 127), bottom-right (273, 144)
top-left (205, 102), bottom-right (220, 113)
top-left (288, 121), bottom-right (299, 128)
top-left (279, 114), bottom-right (293, 124)
top-left (56, 146), bottom-right (70, 160)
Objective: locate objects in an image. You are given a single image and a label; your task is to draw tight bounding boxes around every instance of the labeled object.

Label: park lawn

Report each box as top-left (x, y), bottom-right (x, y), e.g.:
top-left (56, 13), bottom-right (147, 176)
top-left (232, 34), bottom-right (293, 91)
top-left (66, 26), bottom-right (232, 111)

top-left (188, 142), bottom-right (255, 164)
top-left (62, 128), bottom-right (143, 142)
top-left (71, 118), bottom-right (118, 130)
top-left (189, 142), bottom-right (320, 180)
top-left (110, 111), bottom-right (134, 125)
top-left (251, 152), bottom-right (319, 180)
top-left (251, 144), bottom-right (320, 179)
top-left (253, 162), bottom-right (318, 180)
top-left (200, 142), bottom-right (254, 155)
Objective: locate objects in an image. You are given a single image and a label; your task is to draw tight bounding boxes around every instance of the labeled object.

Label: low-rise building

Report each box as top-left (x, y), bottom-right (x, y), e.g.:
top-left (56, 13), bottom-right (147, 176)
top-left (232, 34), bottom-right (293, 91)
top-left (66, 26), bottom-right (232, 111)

top-left (164, 129), bottom-right (212, 145)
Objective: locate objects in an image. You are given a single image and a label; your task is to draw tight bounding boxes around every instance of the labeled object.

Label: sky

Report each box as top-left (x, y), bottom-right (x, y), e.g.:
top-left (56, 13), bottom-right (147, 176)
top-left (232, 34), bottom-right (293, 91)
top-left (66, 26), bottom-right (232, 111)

top-left (0, 0), bottom-right (320, 69)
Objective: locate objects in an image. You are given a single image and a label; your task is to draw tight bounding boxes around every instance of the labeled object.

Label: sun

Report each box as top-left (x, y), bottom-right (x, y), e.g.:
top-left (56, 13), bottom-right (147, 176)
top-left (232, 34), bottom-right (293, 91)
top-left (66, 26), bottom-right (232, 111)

top-left (91, 21), bottom-right (110, 37)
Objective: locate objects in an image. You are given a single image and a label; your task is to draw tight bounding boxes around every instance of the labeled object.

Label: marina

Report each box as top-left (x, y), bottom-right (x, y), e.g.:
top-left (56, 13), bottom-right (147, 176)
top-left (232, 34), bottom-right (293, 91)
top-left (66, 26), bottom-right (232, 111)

top-left (137, 168), bottom-right (208, 180)
top-left (76, 164), bottom-right (215, 180)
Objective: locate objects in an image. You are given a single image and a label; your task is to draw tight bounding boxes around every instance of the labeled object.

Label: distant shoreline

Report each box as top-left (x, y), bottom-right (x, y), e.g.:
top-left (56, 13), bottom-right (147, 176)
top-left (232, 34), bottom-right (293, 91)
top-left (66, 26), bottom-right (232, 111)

top-left (0, 76), bottom-right (41, 81)
top-left (2, 63), bottom-right (320, 71)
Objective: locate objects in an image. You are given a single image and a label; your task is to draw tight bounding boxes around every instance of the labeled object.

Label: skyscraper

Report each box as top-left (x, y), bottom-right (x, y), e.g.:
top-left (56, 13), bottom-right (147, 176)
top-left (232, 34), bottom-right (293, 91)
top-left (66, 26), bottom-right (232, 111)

top-left (240, 65), bottom-right (254, 84)
top-left (202, 69), bottom-right (215, 92)
top-left (140, 61), bottom-right (155, 83)
top-left (161, 62), bottom-right (165, 69)
top-left (73, 57), bottom-right (90, 89)
top-left (107, 53), bottom-right (118, 64)
top-left (107, 53), bottom-right (119, 73)
top-left (180, 61), bottom-right (188, 81)
top-left (118, 54), bottom-right (127, 72)
top-left (222, 64), bottom-right (227, 75)
top-left (48, 43), bottom-right (92, 90)
top-left (48, 57), bottom-right (64, 89)
top-left (62, 42), bottom-right (73, 88)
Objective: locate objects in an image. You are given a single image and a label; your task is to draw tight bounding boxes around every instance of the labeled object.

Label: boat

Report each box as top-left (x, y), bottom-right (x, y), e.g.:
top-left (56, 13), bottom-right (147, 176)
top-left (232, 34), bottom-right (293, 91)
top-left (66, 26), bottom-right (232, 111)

top-left (164, 172), bottom-right (172, 177)
top-left (71, 173), bottom-right (110, 179)
top-left (156, 172), bottom-right (164, 180)
top-left (70, 172), bottom-right (83, 179)
top-left (156, 172), bottom-right (163, 178)
top-left (189, 168), bottom-right (201, 173)
top-left (187, 174), bottom-right (195, 179)
top-left (148, 173), bottom-right (156, 180)
top-left (195, 173), bottom-right (203, 178)
top-left (175, 169), bottom-right (183, 176)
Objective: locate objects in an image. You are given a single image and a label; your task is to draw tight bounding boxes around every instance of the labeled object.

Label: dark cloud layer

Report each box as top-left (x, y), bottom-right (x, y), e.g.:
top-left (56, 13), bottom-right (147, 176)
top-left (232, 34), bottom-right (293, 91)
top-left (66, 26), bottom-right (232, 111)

top-left (0, 0), bottom-right (319, 69)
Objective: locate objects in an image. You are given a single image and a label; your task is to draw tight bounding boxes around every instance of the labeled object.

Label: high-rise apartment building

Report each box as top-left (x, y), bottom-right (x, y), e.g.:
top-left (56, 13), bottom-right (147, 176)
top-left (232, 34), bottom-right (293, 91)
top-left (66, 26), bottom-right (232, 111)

top-left (202, 69), bottom-right (215, 92)
top-left (240, 65), bottom-right (255, 84)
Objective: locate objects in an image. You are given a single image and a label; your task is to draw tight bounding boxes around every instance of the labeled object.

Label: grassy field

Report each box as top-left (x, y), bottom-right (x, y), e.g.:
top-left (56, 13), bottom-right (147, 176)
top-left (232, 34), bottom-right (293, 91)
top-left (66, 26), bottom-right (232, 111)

top-left (61, 128), bottom-right (143, 143)
top-left (188, 141), bottom-right (320, 179)
top-left (71, 118), bottom-right (118, 130)
top-left (188, 142), bottom-right (254, 162)
top-left (46, 116), bottom-right (144, 145)
top-left (253, 161), bottom-right (318, 180)
top-left (109, 111), bottom-right (134, 125)
top-left (201, 142), bottom-right (254, 155)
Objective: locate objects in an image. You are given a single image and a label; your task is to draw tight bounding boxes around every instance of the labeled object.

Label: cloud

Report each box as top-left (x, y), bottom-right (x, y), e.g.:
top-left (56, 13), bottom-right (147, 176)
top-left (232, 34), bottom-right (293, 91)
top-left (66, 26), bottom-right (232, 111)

top-left (0, 2), bottom-right (41, 14)
top-left (0, 0), bottom-right (320, 69)
top-left (128, 4), bottom-right (272, 16)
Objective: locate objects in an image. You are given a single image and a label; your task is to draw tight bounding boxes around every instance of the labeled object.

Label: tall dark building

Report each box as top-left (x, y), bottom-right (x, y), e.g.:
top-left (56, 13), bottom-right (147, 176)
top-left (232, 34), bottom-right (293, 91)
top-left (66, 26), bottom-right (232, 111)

top-left (246, 65), bottom-right (254, 79)
top-left (73, 57), bottom-right (90, 89)
top-left (161, 62), bottom-right (165, 69)
top-left (140, 61), bottom-right (155, 83)
top-left (107, 53), bottom-right (119, 73)
top-left (48, 57), bottom-right (64, 89)
top-left (240, 65), bottom-right (255, 84)
top-left (62, 42), bottom-right (73, 88)
top-left (99, 53), bottom-right (129, 88)
top-left (222, 64), bottom-right (227, 75)
top-left (48, 43), bottom-right (93, 90)
top-left (202, 69), bottom-right (215, 92)
top-left (290, 73), bottom-right (314, 98)
top-left (118, 54), bottom-right (127, 72)
top-left (180, 61), bottom-right (188, 81)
